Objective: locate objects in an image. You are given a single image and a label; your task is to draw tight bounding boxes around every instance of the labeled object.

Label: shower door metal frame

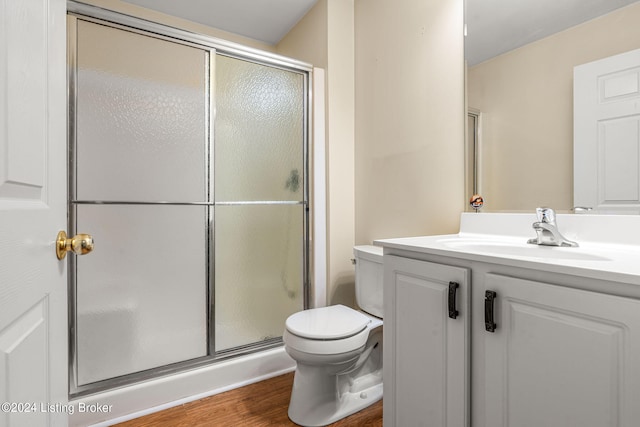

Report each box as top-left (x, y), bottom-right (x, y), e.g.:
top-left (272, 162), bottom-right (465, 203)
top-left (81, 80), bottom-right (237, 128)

top-left (67, 1), bottom-right (312, 398)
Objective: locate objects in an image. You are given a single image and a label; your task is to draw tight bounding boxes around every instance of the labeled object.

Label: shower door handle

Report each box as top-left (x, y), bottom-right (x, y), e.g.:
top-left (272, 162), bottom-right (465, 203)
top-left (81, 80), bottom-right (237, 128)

top-left (56, 231), bottom-right (94, 260)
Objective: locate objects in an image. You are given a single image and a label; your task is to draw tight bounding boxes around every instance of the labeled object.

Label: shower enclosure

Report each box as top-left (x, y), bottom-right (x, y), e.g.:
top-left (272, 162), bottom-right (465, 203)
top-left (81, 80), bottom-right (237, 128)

top-left (67, 4), bottom-right (310, 396)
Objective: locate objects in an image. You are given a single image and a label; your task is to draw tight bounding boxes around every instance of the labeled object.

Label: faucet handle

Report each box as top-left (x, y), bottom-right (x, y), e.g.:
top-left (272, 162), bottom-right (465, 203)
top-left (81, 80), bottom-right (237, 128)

top-left (536, 207), bottom-right (556, 224)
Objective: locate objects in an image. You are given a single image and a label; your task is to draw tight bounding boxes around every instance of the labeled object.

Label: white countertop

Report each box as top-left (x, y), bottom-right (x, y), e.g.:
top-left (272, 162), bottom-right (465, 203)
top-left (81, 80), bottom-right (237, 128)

top-left (375, 213), bottom-right (640, 286)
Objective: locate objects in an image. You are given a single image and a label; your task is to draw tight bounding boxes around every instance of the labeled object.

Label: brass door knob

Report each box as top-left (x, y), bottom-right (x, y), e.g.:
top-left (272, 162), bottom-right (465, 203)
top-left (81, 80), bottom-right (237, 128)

top-left (56, 231), bottom-right (94, 260)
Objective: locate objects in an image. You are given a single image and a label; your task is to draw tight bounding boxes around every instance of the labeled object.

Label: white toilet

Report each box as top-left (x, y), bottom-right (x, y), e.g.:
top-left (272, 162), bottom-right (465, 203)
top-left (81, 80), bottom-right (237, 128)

top-left (283, 245), bottom-right (384, 427)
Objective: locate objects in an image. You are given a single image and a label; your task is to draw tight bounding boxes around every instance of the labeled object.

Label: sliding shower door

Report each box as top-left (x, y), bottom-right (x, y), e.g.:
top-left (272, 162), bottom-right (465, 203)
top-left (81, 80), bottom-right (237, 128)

top-left (214, 55), bottom-right (306, 351)
top-left (69, 13), bottom-right (309, 396)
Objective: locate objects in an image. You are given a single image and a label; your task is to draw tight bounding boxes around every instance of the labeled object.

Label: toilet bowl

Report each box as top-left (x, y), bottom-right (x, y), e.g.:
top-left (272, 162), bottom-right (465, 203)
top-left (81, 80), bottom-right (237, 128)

top-left (284, 245), bottom-right (383, 427)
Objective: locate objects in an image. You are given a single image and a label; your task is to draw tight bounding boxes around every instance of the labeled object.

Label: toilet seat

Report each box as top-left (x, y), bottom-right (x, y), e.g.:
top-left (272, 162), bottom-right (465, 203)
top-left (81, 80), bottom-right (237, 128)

top-left (284, 305), bottom-right (373, 355)
top-left (286, 304), bottom-right (371, 339)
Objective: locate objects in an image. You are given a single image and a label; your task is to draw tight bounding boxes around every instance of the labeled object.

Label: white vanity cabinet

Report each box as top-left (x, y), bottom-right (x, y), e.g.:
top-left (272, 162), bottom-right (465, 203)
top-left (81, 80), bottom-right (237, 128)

top-left (382, 247), bottom-right (640, 427)
top-left (383, 255), bottom-right (470, 427)
top-left (483, 273), bottom-right (640, 427)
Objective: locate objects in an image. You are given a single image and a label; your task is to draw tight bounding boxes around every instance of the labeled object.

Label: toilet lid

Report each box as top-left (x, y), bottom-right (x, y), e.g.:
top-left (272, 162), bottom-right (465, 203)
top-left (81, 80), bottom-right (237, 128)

top-left (285, 305), bottom-right (371, 340)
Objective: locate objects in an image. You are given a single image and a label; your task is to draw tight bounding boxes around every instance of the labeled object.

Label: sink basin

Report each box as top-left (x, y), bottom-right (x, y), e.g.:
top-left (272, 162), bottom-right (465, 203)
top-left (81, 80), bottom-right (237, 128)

top-left (376, 213), bottom-right (640, 286)
top-left (438, 238), bottom-right (611, 261)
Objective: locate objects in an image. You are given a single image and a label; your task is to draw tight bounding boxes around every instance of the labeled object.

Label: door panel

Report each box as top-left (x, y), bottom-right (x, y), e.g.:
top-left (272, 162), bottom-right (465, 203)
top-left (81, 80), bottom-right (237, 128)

top-left (214, 55), bottom-right (305, 203)
top-left (213, 54), bottom-right (306, 352)
top-left (71, 19), bottom-right (211, 391)
top-left (75, 20), bottom-right (208, 203)
top-left (0, 0), bottom-right (46, 200)
top-left (0, 302), bottom-right (48, 426)
top-left (384, 255), bottom-right (470, 427)
top-left (214, 204), bottom-right (304, 351)
top-left (0, 0), bottom-right (68, 425)
top-left (75, 204), bottom-right (208, 385)
top-left (574, 49), bottom-right (640, 213)
top-left (485, 274), bottom-right (640, 427)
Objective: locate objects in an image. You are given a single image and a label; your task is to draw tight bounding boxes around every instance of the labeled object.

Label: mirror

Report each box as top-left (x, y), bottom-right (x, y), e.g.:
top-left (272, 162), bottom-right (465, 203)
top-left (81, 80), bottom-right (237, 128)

top-left (465, 0), bottom-right (640, 213)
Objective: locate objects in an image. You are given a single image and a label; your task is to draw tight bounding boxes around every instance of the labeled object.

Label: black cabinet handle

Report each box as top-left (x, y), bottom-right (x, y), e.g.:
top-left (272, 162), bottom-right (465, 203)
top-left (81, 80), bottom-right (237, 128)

top-left (485, 290), bottom-right (497, 332)
top-left (448, 282), bottom-right (459, 319)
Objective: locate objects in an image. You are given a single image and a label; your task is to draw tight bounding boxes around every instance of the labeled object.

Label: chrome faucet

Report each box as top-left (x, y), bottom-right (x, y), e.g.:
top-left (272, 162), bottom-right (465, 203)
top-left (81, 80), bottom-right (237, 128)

top-left (527, 207), bottom-right (578, 247)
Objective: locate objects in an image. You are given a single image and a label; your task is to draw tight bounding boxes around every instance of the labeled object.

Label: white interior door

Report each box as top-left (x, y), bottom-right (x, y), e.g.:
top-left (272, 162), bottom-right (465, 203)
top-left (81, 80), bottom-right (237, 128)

top-left (574, 48), bottom-right (640, 214)
top-left (0, 1), bottom-right (68, 426)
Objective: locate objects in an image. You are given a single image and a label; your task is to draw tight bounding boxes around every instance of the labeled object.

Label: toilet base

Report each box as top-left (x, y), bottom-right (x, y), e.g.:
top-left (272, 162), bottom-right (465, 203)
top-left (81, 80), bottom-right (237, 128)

top-left (284, 311), bottom-right (383, 427)
top-left (287, 370), bottom-right (382, 427)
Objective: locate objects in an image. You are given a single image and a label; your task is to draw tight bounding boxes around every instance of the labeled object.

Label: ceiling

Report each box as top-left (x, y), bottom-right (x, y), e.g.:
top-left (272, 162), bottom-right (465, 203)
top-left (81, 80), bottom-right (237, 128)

top-left (122, 0), bottom-right (318, 45)
top-left (466, 0), bottom-right (640, 66)
top-left (122, 0), bottom-right (639, 64)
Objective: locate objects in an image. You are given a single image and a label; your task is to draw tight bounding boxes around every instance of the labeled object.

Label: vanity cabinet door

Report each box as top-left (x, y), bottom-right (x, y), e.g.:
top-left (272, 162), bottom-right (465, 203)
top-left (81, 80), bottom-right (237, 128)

top-left (484, 273), bottom-right (640, 427)
top-left (383, 255), bottom-right (470, 427)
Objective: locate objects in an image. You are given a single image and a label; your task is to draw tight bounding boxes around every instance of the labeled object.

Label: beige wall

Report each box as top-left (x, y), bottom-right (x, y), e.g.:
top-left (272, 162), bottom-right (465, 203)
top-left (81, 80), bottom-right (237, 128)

top-left (279, 0), bottom-right (357, 306)
top-left (467, 2), bottom-right (640, 213)
top-left (280, 0), bottom-right (466, 308)
top-left (277, 0), bottom-right (328, 67)
top-left (354, 0), bottom-right (465, 244)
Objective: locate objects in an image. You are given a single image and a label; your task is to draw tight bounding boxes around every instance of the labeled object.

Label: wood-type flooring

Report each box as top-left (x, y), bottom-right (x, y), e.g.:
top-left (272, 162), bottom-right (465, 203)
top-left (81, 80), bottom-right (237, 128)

top-left (115, 372), bottom-right (382, 427)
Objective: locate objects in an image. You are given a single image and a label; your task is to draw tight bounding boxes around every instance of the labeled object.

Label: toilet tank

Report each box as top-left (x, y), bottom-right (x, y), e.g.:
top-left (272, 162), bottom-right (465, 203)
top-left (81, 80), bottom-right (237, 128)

top-left (353, 245), bottom-right (384, 318)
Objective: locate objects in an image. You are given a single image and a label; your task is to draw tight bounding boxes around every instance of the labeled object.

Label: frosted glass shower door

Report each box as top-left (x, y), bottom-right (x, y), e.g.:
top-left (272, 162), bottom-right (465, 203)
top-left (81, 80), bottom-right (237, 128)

top-left (214, 55), bottom-right (306, 351)
top-left (72, 20), bottom-right (210, 387)
top-left (70, 13), bottom-right (310, 393)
